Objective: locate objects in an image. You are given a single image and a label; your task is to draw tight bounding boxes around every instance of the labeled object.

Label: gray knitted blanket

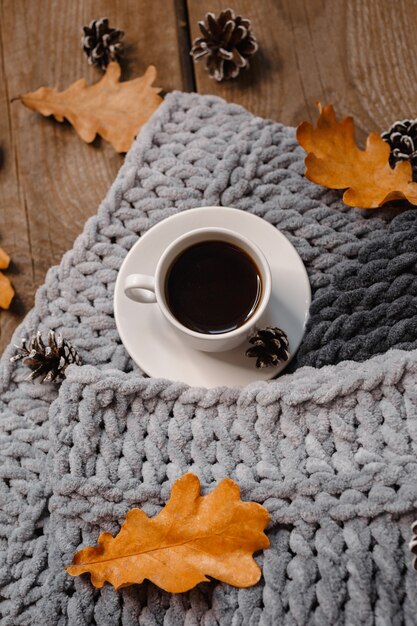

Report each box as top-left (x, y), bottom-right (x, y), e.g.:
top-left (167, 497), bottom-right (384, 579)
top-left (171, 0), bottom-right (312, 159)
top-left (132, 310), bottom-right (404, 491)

top-left (1, 92), bottom-right (417, 626)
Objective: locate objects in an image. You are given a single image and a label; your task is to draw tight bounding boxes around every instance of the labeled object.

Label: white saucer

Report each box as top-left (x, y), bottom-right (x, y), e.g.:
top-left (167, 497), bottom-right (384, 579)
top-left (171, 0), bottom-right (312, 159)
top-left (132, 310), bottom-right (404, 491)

top-left (114, 207), bottom-right (311, 387)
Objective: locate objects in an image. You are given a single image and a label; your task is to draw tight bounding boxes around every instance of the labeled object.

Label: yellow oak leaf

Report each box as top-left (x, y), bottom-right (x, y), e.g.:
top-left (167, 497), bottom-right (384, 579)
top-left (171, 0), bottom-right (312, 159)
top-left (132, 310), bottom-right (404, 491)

top-left (296, 103), bottom-right (417, 208)
top-left (20, 63), bottom-right (162, 153)
top-left (0, 247), bottom-right (14, 309)
top-left (66, 473), bottom-right (270, 593)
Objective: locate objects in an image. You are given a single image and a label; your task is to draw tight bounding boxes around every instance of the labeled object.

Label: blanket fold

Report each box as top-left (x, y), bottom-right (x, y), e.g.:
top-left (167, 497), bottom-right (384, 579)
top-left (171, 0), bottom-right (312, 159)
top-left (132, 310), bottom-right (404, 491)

top-left (1, 91), bottom-right (417, 625)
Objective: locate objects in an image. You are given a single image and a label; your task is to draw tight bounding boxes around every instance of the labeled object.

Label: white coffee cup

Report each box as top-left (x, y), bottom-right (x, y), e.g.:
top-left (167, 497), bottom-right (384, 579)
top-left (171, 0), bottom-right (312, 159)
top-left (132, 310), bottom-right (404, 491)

top-left (124, 227), bottom-right (271, 352)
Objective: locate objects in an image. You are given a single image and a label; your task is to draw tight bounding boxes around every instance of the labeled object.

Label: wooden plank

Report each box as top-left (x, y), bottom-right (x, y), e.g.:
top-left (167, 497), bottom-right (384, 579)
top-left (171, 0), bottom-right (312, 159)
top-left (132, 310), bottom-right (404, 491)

top-left (0, 0), bottom-right (186, 355)
top-left (187, 0), bottom-right (417, 138)
top-left (0, 23), bottom-right (32, 351)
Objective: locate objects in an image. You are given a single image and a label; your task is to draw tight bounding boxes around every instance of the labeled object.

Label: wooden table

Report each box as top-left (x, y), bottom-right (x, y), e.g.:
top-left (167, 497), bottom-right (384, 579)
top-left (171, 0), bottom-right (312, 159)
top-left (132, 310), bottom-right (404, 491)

top-left (0, 0), bottom-right (415, 355)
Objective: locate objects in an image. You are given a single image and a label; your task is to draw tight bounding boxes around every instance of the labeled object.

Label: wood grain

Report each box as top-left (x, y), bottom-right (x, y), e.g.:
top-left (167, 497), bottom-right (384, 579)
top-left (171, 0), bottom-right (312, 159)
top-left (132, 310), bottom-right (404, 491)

top-left (1, 0), bottom-right (417, 355)
top-left (187, 0), bottom-right (417, 137)
top-left (0, 0), bottom-right (186, 354)
top-left (0, 22), bottom-right (32, 349)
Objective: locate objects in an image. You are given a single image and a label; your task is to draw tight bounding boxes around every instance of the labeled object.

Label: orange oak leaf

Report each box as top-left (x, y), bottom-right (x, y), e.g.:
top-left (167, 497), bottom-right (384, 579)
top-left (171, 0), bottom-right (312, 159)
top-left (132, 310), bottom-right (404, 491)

top-left (296, 103), bottom-right (417, 209)
top-left (0, 247), bottom-right (10, 269)
top-left (19, 63), bottom-right (162, 153)
top-left (0, 247), bottom-right (14, 309)
top-left (66, 473), bottom-right (270, 593)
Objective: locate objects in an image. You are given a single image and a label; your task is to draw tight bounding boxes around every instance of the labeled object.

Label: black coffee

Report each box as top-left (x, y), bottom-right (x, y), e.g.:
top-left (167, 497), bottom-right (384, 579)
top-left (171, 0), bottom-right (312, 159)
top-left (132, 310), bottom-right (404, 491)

top-left (165, 240), bottom-right (262, 334)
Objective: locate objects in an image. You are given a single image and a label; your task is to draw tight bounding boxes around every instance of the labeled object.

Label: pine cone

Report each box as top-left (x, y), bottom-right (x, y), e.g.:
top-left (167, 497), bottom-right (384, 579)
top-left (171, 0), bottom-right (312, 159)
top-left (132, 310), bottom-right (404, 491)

top-left (191, 9), bottom-right (258, 82)
top-left (81, 17), bottom-right (124, 70)
top-left (10, 330), bottom-right (82, 383)
top-left (381, 119), bottom-right (417, 180)
top-left (246, 326), bottom-right (289, 368)
top-left (410, 521), bottom-right (417, 570)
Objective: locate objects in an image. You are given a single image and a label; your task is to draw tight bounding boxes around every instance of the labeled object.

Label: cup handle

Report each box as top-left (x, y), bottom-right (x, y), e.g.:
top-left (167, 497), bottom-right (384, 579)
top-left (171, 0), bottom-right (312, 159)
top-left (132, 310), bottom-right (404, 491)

top-left (124, 274), bottom-right (157, 303)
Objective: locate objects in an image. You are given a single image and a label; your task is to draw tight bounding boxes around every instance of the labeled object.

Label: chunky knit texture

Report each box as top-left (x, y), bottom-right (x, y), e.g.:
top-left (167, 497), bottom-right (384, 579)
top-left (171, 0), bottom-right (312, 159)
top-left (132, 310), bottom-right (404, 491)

top-left (1, 92), bottom-right (417, 625)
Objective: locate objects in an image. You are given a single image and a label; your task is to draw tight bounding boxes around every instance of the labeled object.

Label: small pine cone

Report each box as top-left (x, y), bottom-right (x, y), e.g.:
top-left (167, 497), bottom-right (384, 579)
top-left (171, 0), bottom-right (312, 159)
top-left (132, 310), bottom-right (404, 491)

top-left (381, 119), bottom-right (417, 180)
top-left (191, 9), bottom-right (258, 82)
top-left (81, 17), bottom-right (124, 70)
top-left (410, 521), bottom-right (417, 570)
top-left (246, 326), bottom-right (289, 368)
top-left (10, 330), bottom-right (82, 383)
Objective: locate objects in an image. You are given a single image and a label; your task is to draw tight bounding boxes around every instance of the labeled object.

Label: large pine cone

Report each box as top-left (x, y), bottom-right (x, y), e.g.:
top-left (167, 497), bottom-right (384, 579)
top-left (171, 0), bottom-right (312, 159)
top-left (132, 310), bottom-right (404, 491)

top-left (381, 119), bottom-right (417, 180)
top-left (10, 330), bottom-right (82, 383)
top-left (191, 9), bottom-right (258, 82)
top-left (81, 17), bottom-right (124, 70)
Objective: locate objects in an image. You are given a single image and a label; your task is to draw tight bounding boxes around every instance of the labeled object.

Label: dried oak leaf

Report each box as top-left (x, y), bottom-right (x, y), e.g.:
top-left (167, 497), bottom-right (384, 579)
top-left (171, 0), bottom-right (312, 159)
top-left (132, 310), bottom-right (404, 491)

top-left (66, 473), bottom-right (270, 593)
top-left (0, 247), bottom-right (14, 309)
top-left (0, 247), bottom-right (10, 269)
top-left (19, 63), bottom-right (162, 152)
top-left (296, 103), bottom-right (417, 208)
